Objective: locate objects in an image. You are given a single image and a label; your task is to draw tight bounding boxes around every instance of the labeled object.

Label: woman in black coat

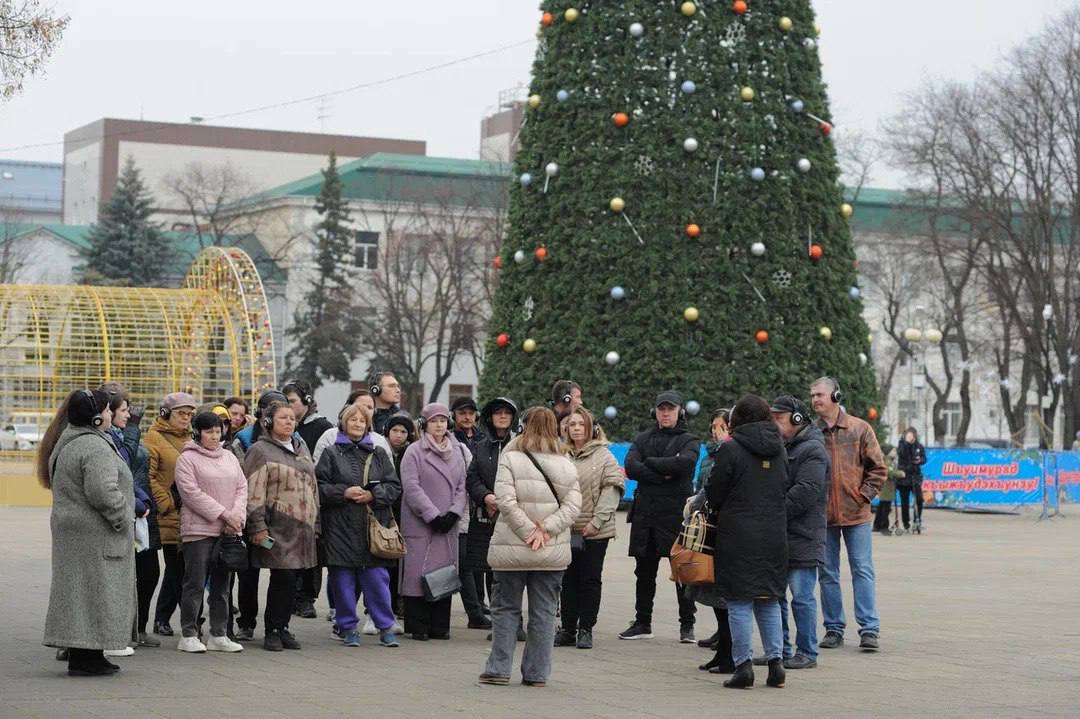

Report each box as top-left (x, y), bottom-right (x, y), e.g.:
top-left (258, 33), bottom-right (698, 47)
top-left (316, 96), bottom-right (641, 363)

top-left (706, 394), bottom-right (788, 690)
top-left (464, 399), bottom-right (518, 591)
top-left (316, 404), bottom-right (402, 648)
top-left (896, 427), bottom-right (927, 533)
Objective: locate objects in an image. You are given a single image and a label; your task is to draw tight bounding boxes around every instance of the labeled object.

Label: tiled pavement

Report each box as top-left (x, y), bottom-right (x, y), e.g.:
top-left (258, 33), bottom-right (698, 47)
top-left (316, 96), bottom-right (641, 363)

top-left (0, 506), bottom-right (1076, 718)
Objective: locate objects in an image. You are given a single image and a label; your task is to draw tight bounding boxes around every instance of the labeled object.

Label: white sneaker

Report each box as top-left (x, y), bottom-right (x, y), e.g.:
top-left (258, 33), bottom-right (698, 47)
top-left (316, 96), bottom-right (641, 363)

top-left (177, 636), bottom-right (207, 653)
top-left (205, 635), bottom-right (243, 653)
top-left (362, 616), bottom-right (377, 635)
top-left (104, 646), bottom-right (134, 657)
top-left (392, 620), bottom-right (404, 634)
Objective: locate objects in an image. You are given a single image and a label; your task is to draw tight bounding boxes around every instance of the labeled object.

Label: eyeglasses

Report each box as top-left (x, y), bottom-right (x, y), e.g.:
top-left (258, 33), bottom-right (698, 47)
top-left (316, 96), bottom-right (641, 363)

top-left (173, 409), bottom-right (194, 418)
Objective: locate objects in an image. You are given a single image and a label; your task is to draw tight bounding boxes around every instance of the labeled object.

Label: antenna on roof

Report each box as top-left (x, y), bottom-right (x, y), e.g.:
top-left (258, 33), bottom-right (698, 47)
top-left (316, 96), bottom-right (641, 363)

top-left (316, 96), bottom-right (333, 132)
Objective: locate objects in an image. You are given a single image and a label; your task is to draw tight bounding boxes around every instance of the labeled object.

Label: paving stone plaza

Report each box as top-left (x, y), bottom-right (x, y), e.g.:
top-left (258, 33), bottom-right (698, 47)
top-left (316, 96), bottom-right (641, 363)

top-left (0, 506), bottom-right (1076, 718)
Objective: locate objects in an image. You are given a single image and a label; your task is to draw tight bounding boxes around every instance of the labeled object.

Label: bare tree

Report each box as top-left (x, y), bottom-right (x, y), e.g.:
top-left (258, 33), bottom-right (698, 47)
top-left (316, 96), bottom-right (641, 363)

top-left (836, 128), bottom-right (884, 202)
top-left (0, 212), bottom-right (30, 283)
top-left (0, 0), bottom-right (69, 100)
top-left (164, 161), bottom-right (264, 246)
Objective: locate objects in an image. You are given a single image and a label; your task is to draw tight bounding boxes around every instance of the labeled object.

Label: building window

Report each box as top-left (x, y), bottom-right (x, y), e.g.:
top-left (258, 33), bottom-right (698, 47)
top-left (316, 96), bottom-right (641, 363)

top-left (897, 400), bottom-right (916, 433)
top-left (943, 401), bottom-right (962, 437)
top-left (448, 384), bottom-right (473, 406)
top-left (355, 231), bottom-right (379, 270)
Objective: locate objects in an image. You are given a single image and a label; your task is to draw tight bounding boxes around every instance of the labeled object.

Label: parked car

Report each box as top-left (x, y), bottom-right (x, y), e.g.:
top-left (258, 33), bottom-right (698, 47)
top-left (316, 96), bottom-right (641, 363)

top-left (0, 423), bottom-right (42, 451)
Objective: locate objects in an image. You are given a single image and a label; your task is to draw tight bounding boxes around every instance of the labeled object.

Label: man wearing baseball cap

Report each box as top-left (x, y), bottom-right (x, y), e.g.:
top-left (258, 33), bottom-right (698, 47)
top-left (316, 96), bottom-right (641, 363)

top-left (767, 395), bottom-right (829, 670)
top-left (451, 396), bottom-right (483, 448)
top-left (620, 390), bottom-right (700, 643)
top-left (145, 391), bottom-right (198, 637)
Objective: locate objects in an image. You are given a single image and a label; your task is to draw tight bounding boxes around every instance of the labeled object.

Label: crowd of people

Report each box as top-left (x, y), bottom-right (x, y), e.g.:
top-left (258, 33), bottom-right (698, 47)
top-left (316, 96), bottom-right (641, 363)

top-left (37, 371), bottom-right (888, 690)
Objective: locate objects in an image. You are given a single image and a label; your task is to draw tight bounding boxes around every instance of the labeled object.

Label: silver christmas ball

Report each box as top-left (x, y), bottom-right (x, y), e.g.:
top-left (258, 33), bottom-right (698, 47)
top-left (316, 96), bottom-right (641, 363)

top-left (519, 173), bottom-right (532, 187)
top-left (545, 162), bottom-right (559, 177)
top-left (750, 167), bottom-right (766, 182)
top-left (797, 158), bottom-right (812, 173)
top-left (804, 38), bottom-right (817, 49)
top-left (686, 400), bottom-right (701, 416)
top-left (610, 285), bottom-right (626, 300)
top-left (683, 137), bottom-right (699, 152)
top-left (629, 22), bottom-right (644, 37)
top-left (791, 99), bottom-right (805, 113)
top-left (556, 89), bottom-right (569, 103)
top-left (605, 351), bottom-right (620, 366)
top-left (751, 242), bottom-right (766, 256)
top-left (858, 352), bottom-right (869, 366)
top-left (849, 286), bottom-right (861, 300)
top-left (604, 405), bottom-right (618, 419)
top-left (514, 250), bottom-right (526, 264)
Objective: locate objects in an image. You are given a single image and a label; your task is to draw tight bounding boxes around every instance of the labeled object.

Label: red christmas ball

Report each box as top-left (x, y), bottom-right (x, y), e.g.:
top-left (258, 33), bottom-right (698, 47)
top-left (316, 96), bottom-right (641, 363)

top-left (809, 244), bottom-right (824, 261)
top-left (685, 223), bottom-right (701, 238)
top-left (535, 246), bottom-right (548, 261)
top-left (496, 333), bottom-right (510, 348)
top-left (820, 122), bottom-right (832, 136)
top-left (612, 112), bottom-right (630, 128)
top-left (493, 256), bottom-right (502, 269)
top-left (541, 12), bottom-right (554, 27)
top-left (733, 0), bottom-right (748, 15)
top-left (755, 329), bottom-right (769, 344)
top-left (868, 406), bottom-right (879, 421)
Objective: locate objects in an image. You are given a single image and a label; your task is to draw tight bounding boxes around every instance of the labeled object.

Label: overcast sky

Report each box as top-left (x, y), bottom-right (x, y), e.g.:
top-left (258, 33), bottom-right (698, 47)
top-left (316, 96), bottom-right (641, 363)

top-left (0, 0), bottom-right (1073, 188)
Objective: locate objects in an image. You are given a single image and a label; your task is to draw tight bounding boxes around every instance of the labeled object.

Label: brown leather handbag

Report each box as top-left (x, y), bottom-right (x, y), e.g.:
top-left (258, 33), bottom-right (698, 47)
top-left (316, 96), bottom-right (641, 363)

top-left (361, 454), bottom-right (407, 560)
top-left (669, 505), bottom-right (716, 586)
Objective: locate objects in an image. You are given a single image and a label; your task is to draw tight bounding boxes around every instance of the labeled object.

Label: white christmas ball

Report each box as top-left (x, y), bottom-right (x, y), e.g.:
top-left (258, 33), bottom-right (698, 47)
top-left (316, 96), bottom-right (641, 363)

top-left (797, 158), bottom-right (812, 173)
top-left (750, 167), bottom-right (766, 182)
top-left (791, 99), bottom-right (805, 113)
top-left (545, 162), bottom-right (559, 177)
top-left (858, 352), bottom-right (869, 366)
top-left (681, 80), bottom-right (696, 95)
top-left (686, 400), bottom-right (701, 416)
top-left (683, 137), bottom-right (699, 152)
top-left (610, 285), bottom-right (626, 300)
top-left (604, 405), bottom-right (618, 420)
top-left (513, 250), bottom-right (526, 264)
top-left (556, 89), bottom-right (570, 103)
top-left (605, 351), bottom-right (621, 366)
top-left (629, 22), bottom-right (644, 37)
top-left (750, 242), bottom-right (766, 256)
top-left (849, 286), bottom-right (861, 300)
top-left (804, 38), bottom-right (817, 49)
top-left (519, 173), bottom-right (532, 187)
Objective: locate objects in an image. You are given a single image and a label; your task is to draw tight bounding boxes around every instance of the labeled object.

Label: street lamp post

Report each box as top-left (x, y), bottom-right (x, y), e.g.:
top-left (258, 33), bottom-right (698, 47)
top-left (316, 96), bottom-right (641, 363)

top-left (905, 326), bottom-right (943, 441)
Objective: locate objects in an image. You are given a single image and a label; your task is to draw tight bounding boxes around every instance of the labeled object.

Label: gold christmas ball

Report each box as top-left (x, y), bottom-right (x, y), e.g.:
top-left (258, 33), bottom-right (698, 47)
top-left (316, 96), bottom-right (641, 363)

top-left (523, 338), bottom-right (538, 353)
top-left (740, 86), bottom-right (755, 102)
top-left (565, 7), bottom-right (579, 22)
top-left (528, 94), bottom-right (541, 109)
top-left (814, 21), bottom-right (823, 36)
top-left (684, 307), bottom-right (700, 322)
top-left (840, 202), bottom-right (854, 218)
top-left (609, 196), bottom-right (626, 213)
top-left (779, 16), bottom-right (793, 32)
top-left (819, 326), bottom-right (833, 340)
top-left (681, 1), bottom-right (697, 17)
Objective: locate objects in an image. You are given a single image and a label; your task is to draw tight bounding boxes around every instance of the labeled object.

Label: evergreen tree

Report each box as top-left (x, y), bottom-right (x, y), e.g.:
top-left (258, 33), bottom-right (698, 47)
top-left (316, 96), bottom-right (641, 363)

top-left (285, 152), bottom-right (361, 389)
top-left (78, 156), bottom-right (171, 287)
top-left (480, 1), bottom-right (879, 439)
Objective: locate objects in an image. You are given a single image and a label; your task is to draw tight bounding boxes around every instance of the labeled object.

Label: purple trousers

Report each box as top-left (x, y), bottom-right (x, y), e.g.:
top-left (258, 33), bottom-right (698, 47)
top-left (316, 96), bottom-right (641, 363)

top-left (328, 566), bottom-right (395, 632)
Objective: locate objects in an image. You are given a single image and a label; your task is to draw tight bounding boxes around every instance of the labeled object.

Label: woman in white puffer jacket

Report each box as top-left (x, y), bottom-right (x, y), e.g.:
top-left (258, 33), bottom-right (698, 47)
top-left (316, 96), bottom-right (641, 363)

top-left (479, 407), bottom-right (580, 688)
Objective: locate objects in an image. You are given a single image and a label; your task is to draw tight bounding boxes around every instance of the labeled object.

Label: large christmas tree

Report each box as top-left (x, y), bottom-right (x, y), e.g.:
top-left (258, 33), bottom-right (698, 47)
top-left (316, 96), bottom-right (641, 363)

top-left (480, 0), bottom-right (879, 439)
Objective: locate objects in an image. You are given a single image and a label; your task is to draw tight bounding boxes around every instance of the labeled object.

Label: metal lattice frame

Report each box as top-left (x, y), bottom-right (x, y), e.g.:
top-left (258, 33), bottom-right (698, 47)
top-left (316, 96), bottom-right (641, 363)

top-left (0, 247), bottom-right (276, 441)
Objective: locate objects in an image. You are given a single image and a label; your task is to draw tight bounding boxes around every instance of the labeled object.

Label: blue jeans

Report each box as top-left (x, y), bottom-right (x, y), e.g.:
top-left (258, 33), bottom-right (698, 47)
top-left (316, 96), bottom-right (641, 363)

top-left (780, 567), bottom-right (819, 660)
top-left (726, 598), bottom-right (782, 666)
top-left (820, 522), bottom-right (880, 636)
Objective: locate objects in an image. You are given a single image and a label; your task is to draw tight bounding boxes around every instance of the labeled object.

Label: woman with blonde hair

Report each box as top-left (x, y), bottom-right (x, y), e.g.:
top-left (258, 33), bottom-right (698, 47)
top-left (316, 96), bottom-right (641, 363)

top-left (554, 407), bottom-right (623, 650)
top-left (479, 407), bottom-right (581, 688)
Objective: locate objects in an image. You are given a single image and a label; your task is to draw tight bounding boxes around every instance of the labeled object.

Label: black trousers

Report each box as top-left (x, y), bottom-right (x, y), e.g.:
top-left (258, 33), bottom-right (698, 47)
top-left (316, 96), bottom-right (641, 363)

top-left (236, 567), bottom-right (261, 630)
top-left (898, 483), bottom-right (924, 528)
top-left (873, 500), bottom-right (892, 531)
top-left (135, 548), bottom-right (160, 634)
top-left (266, 568), bottom-right (297, 632)
top-left (295, 566), bottom-right (322, 607)
top-left (560, 538), bottom-right (610, 632)
top-left (154, 543), bottom-right (184, 626)
top-left (404, 595), bottom-right (451, 636)
top-left (458, 534), bottom-right (485, 621)
top-left (634, 552), bottom-right (696, 626)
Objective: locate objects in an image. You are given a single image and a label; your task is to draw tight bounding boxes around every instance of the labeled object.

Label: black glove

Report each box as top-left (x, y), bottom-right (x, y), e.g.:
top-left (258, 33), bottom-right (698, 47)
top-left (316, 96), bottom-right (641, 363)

top-left (128, 406), bottom-right (146, 425)
top-left (431, 512), bottom-right (459, 533)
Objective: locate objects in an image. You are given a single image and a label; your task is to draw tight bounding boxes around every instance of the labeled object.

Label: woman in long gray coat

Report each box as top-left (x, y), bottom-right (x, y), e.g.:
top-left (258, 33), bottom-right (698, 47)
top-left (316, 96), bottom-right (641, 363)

top-left (38, 389), bottom-right (135, 676)
top-left (399, 402), bottom-right (470, 640)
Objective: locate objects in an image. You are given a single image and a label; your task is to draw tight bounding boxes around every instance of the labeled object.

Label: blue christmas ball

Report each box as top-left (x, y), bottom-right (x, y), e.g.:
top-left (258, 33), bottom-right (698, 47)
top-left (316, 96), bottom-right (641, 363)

top-left (556, 89), bottom-right (570, 103)
top-left (610, 285), bottom-right (626, 300)
top-left (681, 80), bottom-right (696, 95)
top-left (519, 173), bottom-right (532, 187)
top-left (686, 400), bottom-right (701, 416)
top-left (604, 406), bottom-right (618, 420)
top-left (791, 99), bottom-right (805, 113)
top-left (750, 167), bottom-right (766, 182)
top-left (849, 286), bottom-right (861, 300)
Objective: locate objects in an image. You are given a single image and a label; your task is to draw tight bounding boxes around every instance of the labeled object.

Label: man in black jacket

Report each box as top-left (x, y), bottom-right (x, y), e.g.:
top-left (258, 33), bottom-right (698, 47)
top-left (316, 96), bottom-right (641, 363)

top-left (769, 395), bottom-right (830, 670)
top-left (620, 390), bottom-right (700, 643)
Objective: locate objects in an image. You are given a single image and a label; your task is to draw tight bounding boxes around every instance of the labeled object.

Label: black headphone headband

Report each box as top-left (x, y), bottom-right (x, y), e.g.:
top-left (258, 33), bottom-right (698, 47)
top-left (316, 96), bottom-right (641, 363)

top-left (283, 379), bottom-right (314, 406)
top-left (369, 371), bottom-right (387, 397)
top-left (81, 390), bottom-right (105, 427)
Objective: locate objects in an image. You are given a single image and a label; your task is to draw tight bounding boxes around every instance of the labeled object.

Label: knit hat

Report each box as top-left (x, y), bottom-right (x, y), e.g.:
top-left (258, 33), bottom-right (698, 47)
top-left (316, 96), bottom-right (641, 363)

top-left (420, 402), bottom-right (450, 422)
top-left (385, 412), bottom-right (417, 437)
top-left (162, 392), bottom-right (197, 411)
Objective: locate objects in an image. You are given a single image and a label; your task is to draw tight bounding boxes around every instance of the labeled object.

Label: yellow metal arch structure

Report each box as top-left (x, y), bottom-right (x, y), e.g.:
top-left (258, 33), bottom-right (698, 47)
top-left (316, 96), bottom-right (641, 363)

top-left (0, 246), bottom-right (276, 441)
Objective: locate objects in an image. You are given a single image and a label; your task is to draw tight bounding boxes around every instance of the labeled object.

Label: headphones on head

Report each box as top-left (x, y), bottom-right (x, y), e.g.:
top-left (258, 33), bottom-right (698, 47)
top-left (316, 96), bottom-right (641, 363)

top-left (828, 378), bottom-right (843, 404)
top-left (650, 405), bottom-right (686, 420)
top-left (82, 389), bottom-right (104, 427)
top-left (283, 379), bottom-right (313, 406)
top-left (785, 396), bottom-right (809, 425)
top-left (417, 413), bottom-right (454, 432)
top-left (260, 411), bottom-right (277, 432)
top-left (159, 404), bottom-right (172, 420)
top-left (369, 371), bottom-right (387, 397)
top-left (551, 380), bottom-right (575, 406)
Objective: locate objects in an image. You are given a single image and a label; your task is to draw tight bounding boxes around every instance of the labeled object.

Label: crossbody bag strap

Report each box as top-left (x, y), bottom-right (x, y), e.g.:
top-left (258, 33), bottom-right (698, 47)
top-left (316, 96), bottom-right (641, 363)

top-left (523, 450), bottom-right (561, 507)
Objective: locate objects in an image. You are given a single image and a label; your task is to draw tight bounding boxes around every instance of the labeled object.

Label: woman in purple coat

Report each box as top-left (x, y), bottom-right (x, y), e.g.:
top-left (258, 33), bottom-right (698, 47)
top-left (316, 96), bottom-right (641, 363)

top-left (399, 403), bottom-right (471, 640)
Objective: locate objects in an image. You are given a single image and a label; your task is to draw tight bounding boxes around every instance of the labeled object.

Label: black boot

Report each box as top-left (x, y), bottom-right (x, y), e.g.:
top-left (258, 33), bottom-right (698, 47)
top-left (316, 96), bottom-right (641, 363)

top-left (705, 648), bottom-right (736, 674)
top-left (767, 658), bottom-right (786, 688)
top-left (723, 660), bottom-right (754, 689)
top-left (67, 648), bottom-right (115, 677)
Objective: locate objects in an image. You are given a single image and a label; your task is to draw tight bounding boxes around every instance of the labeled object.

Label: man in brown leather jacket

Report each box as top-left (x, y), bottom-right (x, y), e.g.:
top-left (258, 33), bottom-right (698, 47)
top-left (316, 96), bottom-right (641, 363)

top-left (810, 377), bottom-right (886, 652)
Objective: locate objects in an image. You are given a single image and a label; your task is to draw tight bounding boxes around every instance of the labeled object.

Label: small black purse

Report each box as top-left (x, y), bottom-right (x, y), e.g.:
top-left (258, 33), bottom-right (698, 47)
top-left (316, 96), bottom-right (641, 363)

top-left (215, 535), bottom-right (249, 572)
